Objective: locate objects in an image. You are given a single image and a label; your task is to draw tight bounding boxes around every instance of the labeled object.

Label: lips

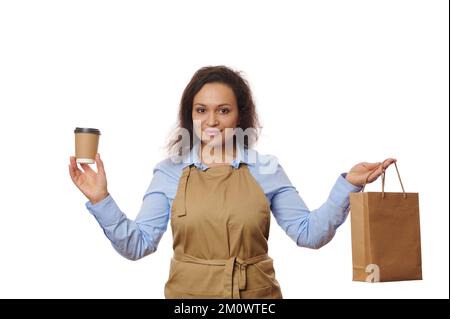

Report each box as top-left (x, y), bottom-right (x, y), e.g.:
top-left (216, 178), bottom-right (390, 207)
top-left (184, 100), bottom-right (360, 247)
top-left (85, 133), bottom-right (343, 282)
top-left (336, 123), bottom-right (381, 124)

top-left (204, 128), bottom-right (221, 137)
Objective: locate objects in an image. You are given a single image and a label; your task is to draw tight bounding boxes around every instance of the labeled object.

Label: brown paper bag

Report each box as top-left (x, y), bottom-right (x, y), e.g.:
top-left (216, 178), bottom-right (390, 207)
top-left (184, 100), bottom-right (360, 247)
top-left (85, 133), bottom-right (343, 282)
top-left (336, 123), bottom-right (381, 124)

top-left (349, 161), bottom-right (422, 282)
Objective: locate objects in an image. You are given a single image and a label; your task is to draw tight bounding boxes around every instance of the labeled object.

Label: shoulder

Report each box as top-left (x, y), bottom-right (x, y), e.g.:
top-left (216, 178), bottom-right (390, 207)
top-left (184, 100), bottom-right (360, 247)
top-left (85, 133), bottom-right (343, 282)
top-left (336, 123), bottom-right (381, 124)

top-left (245, 149), bottom-right (279, 173)
top-left (153, 156), bottom-right (188, 181)
top-left (144, 156), bottom-right (188, 200)
top-left (245, 149), bottom-right (294, 196)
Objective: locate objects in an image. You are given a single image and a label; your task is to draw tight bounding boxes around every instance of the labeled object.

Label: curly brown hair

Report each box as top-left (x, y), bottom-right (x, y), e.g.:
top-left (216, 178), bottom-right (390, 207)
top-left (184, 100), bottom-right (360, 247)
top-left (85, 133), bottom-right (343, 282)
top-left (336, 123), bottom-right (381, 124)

top-left (167, 65), bottom-right (261, 156)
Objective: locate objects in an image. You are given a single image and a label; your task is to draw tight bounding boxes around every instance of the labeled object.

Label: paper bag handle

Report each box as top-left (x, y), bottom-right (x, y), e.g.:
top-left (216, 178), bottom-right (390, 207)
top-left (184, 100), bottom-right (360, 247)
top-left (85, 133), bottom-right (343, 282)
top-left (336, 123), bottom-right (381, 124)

top-left (361, 160), bottom-right (407, 199)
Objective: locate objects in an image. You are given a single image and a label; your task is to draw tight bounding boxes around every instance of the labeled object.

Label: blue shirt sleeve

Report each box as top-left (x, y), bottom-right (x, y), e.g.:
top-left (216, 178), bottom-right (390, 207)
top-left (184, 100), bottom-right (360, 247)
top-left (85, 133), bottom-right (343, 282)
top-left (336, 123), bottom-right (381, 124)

top-left (85, 160), bottom-right (175, 260)
top-left (250, 155), bottom-right (363, 249)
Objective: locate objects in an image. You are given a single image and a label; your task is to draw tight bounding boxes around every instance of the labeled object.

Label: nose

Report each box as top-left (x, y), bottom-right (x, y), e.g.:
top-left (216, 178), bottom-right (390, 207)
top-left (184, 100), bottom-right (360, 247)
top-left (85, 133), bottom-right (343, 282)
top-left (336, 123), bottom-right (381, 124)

top-left (207, 112), bottom-right (218, 127)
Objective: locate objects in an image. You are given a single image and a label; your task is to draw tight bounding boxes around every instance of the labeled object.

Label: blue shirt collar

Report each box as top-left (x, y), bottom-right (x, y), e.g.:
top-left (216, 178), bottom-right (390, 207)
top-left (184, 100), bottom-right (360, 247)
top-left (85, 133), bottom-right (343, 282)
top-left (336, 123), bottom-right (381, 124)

top-left (181, 141), bottom-right (254, 171)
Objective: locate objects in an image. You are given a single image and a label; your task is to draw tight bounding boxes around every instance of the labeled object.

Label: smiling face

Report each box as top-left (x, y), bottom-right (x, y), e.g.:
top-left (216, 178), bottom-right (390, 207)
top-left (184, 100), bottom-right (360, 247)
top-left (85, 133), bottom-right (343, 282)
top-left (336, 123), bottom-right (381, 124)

top-left (192, 82), bottom-right (239, 148)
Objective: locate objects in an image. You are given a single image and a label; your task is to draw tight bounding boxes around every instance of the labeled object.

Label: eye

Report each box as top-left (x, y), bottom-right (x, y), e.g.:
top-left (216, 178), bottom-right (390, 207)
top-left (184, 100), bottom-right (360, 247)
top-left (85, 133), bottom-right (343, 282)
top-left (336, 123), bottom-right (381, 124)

top-left (196, 107), bottom-right (206, 113)
top-left (219, 108), bottom-right (230, 114)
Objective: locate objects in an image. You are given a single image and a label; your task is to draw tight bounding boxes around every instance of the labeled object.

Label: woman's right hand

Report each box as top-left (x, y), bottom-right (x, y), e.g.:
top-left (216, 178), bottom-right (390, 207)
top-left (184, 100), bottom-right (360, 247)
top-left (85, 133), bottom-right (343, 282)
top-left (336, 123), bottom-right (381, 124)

top-left (69, 153), bottom-right (109, 204)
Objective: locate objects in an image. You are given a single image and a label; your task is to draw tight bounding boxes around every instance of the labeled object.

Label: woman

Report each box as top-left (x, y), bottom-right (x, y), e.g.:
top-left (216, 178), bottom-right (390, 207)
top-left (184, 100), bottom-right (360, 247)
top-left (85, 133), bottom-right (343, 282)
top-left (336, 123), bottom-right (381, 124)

top-left (68, 65), bottom-right (396, 299)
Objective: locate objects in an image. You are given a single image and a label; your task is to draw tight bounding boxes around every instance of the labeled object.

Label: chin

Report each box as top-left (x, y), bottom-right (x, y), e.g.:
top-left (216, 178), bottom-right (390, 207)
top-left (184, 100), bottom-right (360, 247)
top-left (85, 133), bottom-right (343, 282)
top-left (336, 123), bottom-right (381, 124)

top-left (201, 138), bottom-right (224, 148)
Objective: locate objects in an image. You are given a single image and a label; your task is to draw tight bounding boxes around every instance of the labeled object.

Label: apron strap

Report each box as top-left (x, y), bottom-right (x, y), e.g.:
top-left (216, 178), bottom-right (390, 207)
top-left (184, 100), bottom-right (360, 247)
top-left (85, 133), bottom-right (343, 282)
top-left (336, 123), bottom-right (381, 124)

top-left (174, 164), bottom-right (192, 217)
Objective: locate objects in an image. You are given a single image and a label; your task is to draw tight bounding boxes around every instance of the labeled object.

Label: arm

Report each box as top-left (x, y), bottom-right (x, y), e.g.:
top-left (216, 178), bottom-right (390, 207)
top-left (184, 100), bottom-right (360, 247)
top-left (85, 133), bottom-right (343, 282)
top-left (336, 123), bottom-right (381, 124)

top-left (85, 163), bottom-right (172, 260)
top-left (268, 157), bottom-right (397, 249)
top-left (269, 168), bottom-right (362, 249)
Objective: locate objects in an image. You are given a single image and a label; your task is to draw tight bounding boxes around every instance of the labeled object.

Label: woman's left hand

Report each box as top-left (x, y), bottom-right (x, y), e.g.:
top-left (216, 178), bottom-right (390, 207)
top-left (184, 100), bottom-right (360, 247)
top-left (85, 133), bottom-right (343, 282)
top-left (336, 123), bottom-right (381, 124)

top-left (345, 158), bottom-right (397, 187)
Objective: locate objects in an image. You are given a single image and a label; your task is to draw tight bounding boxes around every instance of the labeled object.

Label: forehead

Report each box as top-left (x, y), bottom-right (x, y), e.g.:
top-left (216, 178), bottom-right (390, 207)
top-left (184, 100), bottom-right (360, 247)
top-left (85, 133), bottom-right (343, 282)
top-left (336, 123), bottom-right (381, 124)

top-left (193, 83), bottom-right (236, 105)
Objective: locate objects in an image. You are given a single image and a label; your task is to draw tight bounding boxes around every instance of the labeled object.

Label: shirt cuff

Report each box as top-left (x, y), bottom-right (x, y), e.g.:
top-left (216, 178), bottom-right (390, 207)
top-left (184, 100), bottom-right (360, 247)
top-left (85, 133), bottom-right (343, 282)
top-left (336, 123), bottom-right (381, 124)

top-left (85, 194), bottom-right (124, 227)
top-left (328, 173), bottom-right (363, 208)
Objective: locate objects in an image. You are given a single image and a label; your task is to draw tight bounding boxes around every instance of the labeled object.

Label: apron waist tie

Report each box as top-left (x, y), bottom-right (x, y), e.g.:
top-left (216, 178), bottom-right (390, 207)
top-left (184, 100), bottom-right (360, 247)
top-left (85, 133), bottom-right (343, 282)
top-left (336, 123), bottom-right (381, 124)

top-left (174, 253), bottom-right (270, 299)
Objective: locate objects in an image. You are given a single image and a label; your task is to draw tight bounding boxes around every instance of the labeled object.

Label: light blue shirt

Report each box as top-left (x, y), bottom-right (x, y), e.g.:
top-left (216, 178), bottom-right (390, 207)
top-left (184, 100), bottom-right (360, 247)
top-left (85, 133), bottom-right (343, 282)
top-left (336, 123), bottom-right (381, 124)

top-left (86, 143), bottom-right (363, 260)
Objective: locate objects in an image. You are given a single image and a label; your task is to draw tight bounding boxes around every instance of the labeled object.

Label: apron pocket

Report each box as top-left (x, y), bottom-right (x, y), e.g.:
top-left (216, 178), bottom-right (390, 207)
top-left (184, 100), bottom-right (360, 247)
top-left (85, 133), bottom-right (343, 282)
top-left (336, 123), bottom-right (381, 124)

top-left (240, 286), bottom-right (273, 299)
top-left (243, 259), bottom-right (283, 298)
top-left (252, 259), bottom-right (280, 287)
top-left (165, 258), bottom-right (224, 296)
top-left (164, 285), bottom-right (224, 299)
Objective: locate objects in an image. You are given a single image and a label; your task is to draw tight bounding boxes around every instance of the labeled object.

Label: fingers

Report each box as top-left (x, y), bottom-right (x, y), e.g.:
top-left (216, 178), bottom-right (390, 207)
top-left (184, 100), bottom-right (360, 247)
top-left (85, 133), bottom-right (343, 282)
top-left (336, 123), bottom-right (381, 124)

top-left (69, 155), bottom-right (104, 175)
top-left (382, 158), bottom-right (397, 169)
top-left (69, 156), bottom-right (81, 174)
top-left (68, 163), bottom-right (76, 180)
top-left (95, 153), bottom-right (106, 174)
top-left (69, 156), bottom-right (78, 169)
top-left (361, 158), bottom-right (397, 184)
top-left (69, 156), bottom-right (82, 181)
top-left (362, 162), bottom-right (382, 170)
top-left (363, 158), bottom-right (397, 172)
top-left (375, 158), bottom-right (397, 178)
top-left (79, 162), bottom-right (94, 173)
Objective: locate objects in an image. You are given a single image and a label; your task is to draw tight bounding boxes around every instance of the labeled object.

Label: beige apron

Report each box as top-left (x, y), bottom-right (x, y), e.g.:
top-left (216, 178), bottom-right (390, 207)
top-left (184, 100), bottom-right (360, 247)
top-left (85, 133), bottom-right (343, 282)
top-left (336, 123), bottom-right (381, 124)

top-left (164, 163), bottom-right (283, 299)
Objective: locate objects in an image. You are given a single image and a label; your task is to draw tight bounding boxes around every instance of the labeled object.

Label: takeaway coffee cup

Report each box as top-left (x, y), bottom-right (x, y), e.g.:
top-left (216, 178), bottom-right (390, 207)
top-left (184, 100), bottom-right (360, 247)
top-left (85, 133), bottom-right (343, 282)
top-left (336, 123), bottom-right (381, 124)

top-left (74, 127), bottom-right (101, 164)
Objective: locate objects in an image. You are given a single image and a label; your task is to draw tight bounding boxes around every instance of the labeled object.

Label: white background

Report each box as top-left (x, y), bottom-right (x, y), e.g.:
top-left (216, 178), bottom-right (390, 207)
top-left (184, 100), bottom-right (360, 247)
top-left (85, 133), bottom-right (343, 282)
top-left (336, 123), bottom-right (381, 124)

top-left (0, 0), bottom-right (448, 299)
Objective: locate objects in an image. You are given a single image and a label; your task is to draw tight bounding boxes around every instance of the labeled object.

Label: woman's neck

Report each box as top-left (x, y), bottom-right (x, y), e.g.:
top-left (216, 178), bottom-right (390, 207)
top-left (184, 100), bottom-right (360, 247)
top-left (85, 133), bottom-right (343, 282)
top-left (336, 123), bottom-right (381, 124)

top-left (200, 143), bottom-right (236, 167)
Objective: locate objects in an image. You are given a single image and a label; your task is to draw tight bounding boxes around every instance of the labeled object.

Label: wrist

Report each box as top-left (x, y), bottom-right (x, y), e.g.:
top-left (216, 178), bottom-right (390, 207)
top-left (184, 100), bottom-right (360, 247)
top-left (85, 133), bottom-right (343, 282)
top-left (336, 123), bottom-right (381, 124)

top-left (90, 191), bottom-right (109, 205)
top-left (345, 172), bottom-right (361, 187)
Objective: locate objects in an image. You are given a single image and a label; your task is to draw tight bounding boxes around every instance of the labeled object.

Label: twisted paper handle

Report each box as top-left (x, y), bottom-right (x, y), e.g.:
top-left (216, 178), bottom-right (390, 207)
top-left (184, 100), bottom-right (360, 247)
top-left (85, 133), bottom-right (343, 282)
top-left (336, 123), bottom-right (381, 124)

top-left (361, 160), bottom-right (407, 199)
